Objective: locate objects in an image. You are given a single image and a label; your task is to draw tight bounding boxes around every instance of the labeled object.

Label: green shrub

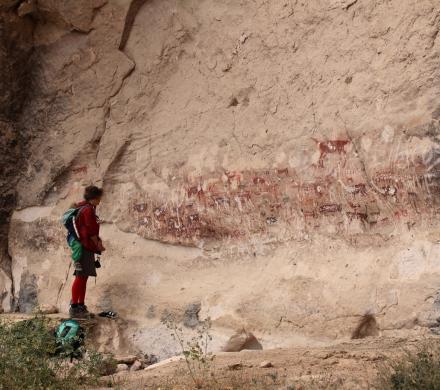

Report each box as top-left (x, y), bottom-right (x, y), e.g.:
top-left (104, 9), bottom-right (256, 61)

top-left (0, 316), bottom-right (114, 390)
top-left (378, 342), bottom-right (440, 390)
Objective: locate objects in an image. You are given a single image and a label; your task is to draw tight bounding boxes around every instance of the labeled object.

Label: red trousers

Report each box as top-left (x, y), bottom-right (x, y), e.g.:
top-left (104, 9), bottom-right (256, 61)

top-left (71, 276), bottom-right (88, 304)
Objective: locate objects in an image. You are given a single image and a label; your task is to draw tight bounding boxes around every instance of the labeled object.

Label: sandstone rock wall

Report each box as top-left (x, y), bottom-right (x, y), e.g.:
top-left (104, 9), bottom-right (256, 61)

top-left (2, 0), bottom-right (440, 357)
top-left (0, 2), bottom-right (35, 310)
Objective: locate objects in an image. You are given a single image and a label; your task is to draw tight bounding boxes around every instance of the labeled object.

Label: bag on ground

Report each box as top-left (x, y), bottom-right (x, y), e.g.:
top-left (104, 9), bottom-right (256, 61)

top-left (55, 319), bottom-right (85, 358)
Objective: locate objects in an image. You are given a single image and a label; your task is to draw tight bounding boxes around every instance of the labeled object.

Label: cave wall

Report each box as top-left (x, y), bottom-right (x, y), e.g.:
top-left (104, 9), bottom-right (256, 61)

top-left (0, 1), bottom-right (35, 310)
top-left (2, 0), bottom-right (440, 356)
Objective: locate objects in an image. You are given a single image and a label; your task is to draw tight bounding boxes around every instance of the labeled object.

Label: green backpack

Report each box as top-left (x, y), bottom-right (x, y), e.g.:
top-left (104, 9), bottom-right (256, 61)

top-left (62, 205), bottom-right (90, 262)
top-left (55, 319), bottom-right (85, 358)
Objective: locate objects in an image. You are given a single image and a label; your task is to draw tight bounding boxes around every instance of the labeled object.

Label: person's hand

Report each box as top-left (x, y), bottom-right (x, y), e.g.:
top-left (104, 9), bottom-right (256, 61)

top-left (98, 242), bottom-right (106, 252)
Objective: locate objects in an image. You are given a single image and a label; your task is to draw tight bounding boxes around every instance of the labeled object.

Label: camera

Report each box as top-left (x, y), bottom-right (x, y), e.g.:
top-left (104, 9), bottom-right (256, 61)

top-left (95, 254), bottom-right (101, 268)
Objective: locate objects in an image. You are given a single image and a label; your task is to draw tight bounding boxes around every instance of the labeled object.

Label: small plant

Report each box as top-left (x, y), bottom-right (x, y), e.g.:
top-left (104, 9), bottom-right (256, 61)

top-left (377, 341), bottom-right (440, 389)
top-left (162, 315), bottom-right (215, 388)
top-left (0, 315), bottom-right (114, 390)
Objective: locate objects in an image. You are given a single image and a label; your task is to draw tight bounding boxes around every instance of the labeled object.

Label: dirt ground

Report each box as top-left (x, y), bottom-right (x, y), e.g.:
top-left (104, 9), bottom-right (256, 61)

top-left (99, 335), bottom-right (440, 389)
top-left (3, 313), bottom-right (439, 389)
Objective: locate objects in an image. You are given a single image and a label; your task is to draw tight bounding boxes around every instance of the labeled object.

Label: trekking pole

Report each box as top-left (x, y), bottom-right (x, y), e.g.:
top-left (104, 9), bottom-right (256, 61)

top-left (56, 262), bottom-right (72, 307)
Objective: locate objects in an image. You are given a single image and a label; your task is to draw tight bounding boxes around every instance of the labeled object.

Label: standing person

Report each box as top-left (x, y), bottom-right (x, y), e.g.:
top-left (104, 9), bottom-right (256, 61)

top-left (69, 185), bottom-right (105, 318)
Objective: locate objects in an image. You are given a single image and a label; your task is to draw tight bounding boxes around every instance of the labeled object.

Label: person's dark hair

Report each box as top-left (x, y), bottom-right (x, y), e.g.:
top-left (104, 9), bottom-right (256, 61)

top-left (83, 186), bottom-right (103, 201)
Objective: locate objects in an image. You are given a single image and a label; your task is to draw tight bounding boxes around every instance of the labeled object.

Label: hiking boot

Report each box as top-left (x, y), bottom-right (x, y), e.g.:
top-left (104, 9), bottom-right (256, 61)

top-left (78, 304), bottom-right (95, 319)
top-left (69, 305), bottom-right (88, 319)
top-left (78, 304), bottom-right (89, 313)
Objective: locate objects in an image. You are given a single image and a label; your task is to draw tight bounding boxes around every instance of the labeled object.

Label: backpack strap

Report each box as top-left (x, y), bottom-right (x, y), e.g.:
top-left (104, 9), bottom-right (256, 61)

top-left (72, 205), bottom-right (90, 239)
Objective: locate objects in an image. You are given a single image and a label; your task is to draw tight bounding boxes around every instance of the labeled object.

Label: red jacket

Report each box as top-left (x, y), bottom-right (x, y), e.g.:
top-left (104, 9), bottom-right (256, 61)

top-left (75, 201), bottom-right (101, 253)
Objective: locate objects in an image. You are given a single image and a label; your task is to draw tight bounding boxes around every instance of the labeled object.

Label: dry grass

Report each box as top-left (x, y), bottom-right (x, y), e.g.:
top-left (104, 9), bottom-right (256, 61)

top-left (111, 366), bottom-right (286, 389)
top-left (376, 341), bottom-right (440, 390)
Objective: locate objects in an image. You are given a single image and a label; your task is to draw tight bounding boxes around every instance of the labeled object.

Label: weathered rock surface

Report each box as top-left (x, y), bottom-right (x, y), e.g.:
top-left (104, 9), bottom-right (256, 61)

top-left (130, 360), bottom-right (142, 371)
top-left (2, 0), bottom-right (440, 359)
top-left (222, 328), bottom-right (263, 352)
top-left (259, 361), bottom-right (273, 368)
top-left (33, 303), bottom-right (58, 315)
top-left (115, 354), bottom-right (137, 365)
top-left (0, 2), bottom-right (35, 311)
top-left (116, 363), bottom-right (129, 373)
top-left (183, 302), bottom-right (201, 329)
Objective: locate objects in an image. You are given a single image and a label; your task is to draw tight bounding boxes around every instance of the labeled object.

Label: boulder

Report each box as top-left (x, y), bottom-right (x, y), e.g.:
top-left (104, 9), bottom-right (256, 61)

top-left (222, 329), bottom-right (263, 352)
top-left (114, 354), bottom-right (137, 365)
top-left (33, 304), bottom-right (58, 314)
top-left (116, 363), bottom-right (129, 373)
top-left (130, 360), bottom-right (142, 371)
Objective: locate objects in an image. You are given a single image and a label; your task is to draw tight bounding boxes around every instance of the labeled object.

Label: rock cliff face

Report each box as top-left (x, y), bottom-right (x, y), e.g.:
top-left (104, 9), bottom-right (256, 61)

top-left (2, 0), bottom-right (440, 357)
top-left (0, 3), bottom-right (35, 312)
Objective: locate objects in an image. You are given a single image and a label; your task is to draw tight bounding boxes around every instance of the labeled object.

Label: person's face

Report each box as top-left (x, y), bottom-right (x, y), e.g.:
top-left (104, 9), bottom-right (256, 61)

top-left (90, 196), bottom-right (102, 206)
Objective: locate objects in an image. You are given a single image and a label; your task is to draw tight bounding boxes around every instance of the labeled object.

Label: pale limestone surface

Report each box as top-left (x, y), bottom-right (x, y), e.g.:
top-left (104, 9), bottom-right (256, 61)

top-left (2, 0), bottom-right (440, 358)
